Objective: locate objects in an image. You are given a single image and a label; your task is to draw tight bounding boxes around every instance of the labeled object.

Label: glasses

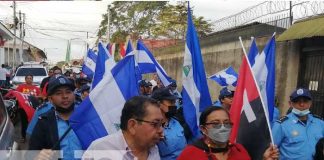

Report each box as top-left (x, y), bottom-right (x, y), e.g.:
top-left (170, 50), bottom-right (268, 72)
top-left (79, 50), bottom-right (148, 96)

top-left (205, 122), bottom-right (233, 129)
top-left (135, 119), bottom-right (165, 129)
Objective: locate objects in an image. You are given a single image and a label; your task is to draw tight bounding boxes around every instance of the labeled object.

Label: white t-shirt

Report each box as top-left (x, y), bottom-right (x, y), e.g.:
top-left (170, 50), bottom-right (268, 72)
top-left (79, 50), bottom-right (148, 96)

top-left (0, 68), bottom-right (7, 80)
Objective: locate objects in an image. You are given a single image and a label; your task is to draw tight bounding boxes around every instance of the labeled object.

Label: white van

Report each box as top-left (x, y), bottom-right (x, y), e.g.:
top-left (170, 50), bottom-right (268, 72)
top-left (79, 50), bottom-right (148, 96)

top-left (11, 62), bottom-right (48, 86)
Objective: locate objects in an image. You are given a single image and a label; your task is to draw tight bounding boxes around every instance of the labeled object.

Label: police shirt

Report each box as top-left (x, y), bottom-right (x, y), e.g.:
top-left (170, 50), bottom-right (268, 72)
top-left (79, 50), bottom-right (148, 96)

top-left (157, 118), bottom-right (187, 160)
top-left (272, 112), bottom-right (324, 160)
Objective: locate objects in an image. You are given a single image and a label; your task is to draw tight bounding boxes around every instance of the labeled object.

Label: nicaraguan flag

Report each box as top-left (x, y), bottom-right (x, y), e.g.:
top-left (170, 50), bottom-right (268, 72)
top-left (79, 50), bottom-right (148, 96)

top-left (136, 40), bottom-right (172, 86)
top-left (182, 3), bottom-right (212, 138)
top-left (208, 66), bottom-right (238, 87)
top-left (247, 37), bottom-right (259, 66)
top-left (82, 49), bottom-right (97, 78)
top-left (70, 53), bottom-right (139, 149)
top-left (91, 42), bottom-right (115, 89)
top-left (248, 35), bottom-right (276, 122)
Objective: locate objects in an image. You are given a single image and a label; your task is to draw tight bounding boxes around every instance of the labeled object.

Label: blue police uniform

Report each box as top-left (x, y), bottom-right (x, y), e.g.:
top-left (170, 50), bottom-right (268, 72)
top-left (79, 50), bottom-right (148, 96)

top-left (272, 112), bottom-right (324, 160)
top-left (26, 102), bottom-right (53, 136)
top-left (157, 118), bottom-right (187, 160)
top-left (56, 112), bottom-right (82, 159)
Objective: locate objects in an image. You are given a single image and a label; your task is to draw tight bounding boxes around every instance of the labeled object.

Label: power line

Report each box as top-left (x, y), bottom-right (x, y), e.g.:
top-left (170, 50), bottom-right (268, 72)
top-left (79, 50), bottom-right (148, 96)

top-left (24, 27), bottom-right (95, 33)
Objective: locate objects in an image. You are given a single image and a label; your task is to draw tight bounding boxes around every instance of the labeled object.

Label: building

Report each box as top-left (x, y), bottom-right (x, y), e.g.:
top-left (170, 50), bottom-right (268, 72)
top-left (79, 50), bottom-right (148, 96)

top-left (0, 22), bottom-right (46, 67)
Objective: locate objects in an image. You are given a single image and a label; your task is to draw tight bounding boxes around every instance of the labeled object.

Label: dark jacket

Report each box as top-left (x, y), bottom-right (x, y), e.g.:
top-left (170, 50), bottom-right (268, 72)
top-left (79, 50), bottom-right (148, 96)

top-left (28, 108), bottom-right (60, 150)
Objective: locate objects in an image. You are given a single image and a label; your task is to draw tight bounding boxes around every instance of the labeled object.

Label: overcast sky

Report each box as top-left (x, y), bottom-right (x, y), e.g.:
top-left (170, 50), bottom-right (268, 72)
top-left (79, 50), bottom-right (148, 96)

top-left (0, 0), bottom-right (260, 64)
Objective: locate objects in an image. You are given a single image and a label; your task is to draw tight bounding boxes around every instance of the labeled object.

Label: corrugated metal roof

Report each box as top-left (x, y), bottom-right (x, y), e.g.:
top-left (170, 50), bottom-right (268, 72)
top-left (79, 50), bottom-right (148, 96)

top-left (277, 15), bottom-right (324, 41)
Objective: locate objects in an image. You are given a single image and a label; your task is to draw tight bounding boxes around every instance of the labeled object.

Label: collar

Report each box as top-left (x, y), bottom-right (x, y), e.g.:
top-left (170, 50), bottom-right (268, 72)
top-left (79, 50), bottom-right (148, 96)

top-left (289, 113), bottom-right (314, 124)
top-left (120, 130), bottom-right (156, 156)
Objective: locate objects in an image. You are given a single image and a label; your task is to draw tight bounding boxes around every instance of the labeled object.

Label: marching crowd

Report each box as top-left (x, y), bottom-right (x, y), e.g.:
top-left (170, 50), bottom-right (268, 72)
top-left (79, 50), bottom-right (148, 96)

top-left (1, 64), bottom-right (323, 160)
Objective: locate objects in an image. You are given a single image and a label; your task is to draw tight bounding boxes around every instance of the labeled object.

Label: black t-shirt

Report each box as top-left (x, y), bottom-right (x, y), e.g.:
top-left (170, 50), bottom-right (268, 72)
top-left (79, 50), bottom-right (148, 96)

top-left (40, 76), bottom-right (50, 91)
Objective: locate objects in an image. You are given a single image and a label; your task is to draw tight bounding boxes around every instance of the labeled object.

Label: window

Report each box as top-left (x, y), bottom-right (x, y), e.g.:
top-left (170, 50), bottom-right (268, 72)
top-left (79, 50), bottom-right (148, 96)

top-left (16, 68), bottom-right (47, 76)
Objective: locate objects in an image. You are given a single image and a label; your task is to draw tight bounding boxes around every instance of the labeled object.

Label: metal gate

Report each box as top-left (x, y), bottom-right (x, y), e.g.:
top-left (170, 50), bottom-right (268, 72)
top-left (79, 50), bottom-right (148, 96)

top-left (298, 42), bottom-right (324, 118)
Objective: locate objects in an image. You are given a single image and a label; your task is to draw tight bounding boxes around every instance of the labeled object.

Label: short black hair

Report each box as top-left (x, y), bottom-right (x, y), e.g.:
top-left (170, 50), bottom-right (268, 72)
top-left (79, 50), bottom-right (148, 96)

top-left (199, 106), bottom-right (230, 126)
top-left (120, 96), bottom-right (158, 131)
top-left (25, 74), bottom-right (33, 79)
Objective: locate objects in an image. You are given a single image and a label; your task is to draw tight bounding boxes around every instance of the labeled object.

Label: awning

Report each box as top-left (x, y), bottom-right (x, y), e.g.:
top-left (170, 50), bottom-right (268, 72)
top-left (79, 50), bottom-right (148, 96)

top-left (277, 15), bottom-right (324, 41)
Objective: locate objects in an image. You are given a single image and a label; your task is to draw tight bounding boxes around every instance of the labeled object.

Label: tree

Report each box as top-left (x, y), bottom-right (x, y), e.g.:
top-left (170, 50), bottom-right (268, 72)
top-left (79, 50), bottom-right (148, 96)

top-left (97, 1), bottom-right (213, 42)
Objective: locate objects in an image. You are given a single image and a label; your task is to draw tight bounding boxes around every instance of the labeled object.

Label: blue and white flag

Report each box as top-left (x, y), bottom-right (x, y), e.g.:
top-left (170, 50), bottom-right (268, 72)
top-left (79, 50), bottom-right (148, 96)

top-left (70, 53), bottom-right (139, 149)
top-left (91, 42), bottom-right (115, 89)
top-left (248, 37), bottom-right (259, 66)
top-left (208, 66), bottom-right (238, 87)
top-left (82, 49), bottom-right (97, 78)
top-left (182, 3), bottom-right (212, 138)
top-left (248, 34), bottom-right (276, 122)
top-left (136, 40), bottom-right (172, 86)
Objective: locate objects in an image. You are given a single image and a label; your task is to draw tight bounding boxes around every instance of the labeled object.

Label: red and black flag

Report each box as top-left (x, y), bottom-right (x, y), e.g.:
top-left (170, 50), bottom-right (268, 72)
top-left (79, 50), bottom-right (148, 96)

top-left (229, 54), bottom-right (272, 160)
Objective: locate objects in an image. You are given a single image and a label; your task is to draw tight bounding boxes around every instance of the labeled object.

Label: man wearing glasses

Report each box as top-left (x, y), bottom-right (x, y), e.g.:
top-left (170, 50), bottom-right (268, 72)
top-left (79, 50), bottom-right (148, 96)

top-left (83, 96), bottom-right (164, 160)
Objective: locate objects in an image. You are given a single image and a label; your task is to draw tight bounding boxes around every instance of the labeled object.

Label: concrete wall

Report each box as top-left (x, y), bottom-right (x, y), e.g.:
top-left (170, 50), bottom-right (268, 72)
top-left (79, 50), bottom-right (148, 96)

top-left (154, 33), bottom-right (300, 116)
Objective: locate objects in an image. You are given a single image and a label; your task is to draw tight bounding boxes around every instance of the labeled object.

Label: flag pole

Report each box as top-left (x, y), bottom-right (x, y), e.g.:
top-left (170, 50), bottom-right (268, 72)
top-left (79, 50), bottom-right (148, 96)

top-left (238, 36), bottom-right (274, 144)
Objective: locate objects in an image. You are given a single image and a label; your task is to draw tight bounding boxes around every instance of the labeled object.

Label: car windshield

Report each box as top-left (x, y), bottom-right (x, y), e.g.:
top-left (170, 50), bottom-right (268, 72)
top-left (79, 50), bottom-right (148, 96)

top-left (16, 68), bottom-right (47, 76)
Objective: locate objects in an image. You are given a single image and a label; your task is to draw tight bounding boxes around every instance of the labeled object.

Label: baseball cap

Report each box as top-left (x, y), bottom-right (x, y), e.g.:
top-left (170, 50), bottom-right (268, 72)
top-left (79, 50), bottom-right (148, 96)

top-left (80, 84), bottom-right (90, 93)
top-left (151, 88), bottom-right (178, 101)
top-left (218, 87), bottom-right (234, 100)
top-left (168, 79), bottom-right (177, 88)
top-left (47, 75), bottom-right (75, 96)
top-left (290, 88), bottom-right (312, 102)
top-left (138, 80), bottom-right (153, 87)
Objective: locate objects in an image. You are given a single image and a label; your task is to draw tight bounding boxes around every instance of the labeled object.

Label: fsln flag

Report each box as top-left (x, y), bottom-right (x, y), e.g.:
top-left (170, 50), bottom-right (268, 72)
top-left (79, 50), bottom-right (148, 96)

top-left (229, 39), bottom-right (272, 160)
top-left (248, 34), bottom-right (276, 122)
top-left (208, 66), bottom-right (238, 87)
top-left (82, 49), bottom-right (97, 78)
top-left (119, 42), bottom-right (126, 58)
top-left (91, 42), bottom-right (115, 89)
top-left (137, 40), bottom-right (172, 86)
top-left (182, 2), bottom-right (212, 138)
top-left (70, 53), bottom-right (139, 149)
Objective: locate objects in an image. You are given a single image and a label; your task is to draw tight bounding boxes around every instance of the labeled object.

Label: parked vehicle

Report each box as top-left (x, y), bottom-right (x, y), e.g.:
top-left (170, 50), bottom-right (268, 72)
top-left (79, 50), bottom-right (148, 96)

top-left (0, 94), bottom-right (18, 160)
top-left (11, 62), bottom-right (48, 86)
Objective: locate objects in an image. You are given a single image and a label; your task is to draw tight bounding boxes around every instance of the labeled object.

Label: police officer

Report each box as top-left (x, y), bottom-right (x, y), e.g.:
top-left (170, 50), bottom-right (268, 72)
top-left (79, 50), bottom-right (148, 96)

top-left (272, 88), bottom-right (324, 160)
top-left (138, 79), bottom-right (153, 96)
top-left (151, 88), bottom-right (187, 160)
top-left (28, 75), bottom-right (82, 160)
top-left (218, 87), bottom-right (234, 110)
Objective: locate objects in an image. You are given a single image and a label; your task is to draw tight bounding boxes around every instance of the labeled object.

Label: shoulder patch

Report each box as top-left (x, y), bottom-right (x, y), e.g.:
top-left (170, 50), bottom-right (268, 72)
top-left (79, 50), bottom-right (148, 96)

top-left (276, 116), bottom-right (288, 123)
top-left (313, 114), bottom-right (323, 120)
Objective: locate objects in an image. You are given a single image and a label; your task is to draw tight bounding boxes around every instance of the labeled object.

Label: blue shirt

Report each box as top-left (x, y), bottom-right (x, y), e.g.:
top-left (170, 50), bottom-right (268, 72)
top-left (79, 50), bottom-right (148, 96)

top-left (272, 113), bottom-right (324, 160)
top-left (157, 118), bottom-right (187, 160)
top-left (212, 100), bottom-right (222, 107)
top-left (26, 102), bottom-right (53, 136)
top-left (56, 112), bottom-right (82, 160)
top-left (271, 107), bottom-right (280, 128)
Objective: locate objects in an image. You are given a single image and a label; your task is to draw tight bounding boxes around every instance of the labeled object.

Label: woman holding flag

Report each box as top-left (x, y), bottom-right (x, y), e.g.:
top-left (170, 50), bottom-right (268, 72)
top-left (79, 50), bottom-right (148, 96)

top-left (177, 106), bottom-right (279, 160)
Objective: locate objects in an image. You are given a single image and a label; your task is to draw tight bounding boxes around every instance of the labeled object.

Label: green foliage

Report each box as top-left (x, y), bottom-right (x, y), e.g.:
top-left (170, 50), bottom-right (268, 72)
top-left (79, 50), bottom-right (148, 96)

top-left (97, 1), bottom-right (213, 42)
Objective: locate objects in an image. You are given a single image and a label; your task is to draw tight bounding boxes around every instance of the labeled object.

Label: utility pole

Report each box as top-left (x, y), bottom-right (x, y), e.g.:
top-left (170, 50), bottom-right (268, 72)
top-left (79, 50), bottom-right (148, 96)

top-left (289, 1), bottom-right (293, 26)
top-left (106, 5), bottom-right (110, 42)
top-left (13, 0), bottom-right (16, 67)
top-left (19, 10), bottom-right (24, 63)
top-left (86, 31), bottom-right (89, 50)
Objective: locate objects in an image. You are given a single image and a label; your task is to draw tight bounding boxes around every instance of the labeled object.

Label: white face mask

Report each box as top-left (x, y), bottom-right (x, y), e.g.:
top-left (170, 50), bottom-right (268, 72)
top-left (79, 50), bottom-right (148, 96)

top-left (205, 125), bottom-right (231, 143)
top-left (292, 108), bottom-right (310, 116)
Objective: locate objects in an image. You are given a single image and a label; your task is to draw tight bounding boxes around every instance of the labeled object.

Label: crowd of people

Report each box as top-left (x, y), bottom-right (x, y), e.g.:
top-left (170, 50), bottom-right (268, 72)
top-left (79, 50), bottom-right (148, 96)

top-left (1, 64), bottom-right (323, 160)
